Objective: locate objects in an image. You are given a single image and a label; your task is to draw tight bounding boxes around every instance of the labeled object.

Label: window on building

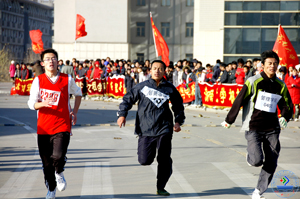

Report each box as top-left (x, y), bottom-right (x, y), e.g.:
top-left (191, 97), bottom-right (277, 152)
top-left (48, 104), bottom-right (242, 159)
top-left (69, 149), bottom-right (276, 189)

top-left (186, 0), bottom-right (194, 7)
top-left (137, 53), bottom-right (144, 62)
top-left (225, 1), bottom-right (242, 11)
top-left (136, 22), bottom-right (145, 37)
top-left (280, 1), bottom-right (300, 11)
top-left (161, 0), bottom-right (170, 7)
top-left (261, 13), bottom-right (279, 25)
top-left (186, 54), bottom-right (193, 61)
top-left (186, 23), bottom-right (193, 37)
top-left (161, 22), bottom-right (170, 37)
top-left (137, 0), bottom-right (146, 6)
top-left (261, 2), bottom-right (280, 10)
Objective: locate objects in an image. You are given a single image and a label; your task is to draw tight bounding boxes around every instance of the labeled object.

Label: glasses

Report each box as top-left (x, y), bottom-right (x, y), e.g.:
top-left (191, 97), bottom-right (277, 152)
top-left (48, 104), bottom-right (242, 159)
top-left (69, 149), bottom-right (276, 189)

top-left (43, 58), bottom-right (57, 62)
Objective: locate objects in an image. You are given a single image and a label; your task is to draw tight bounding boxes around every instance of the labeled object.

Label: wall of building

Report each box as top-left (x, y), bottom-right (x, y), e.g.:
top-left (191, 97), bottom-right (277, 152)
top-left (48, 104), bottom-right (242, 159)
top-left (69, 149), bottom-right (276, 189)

top-left (53, 0), bottom-right (129, 61)
top-left (193, 0), bottom-right (224, 66)
top-left (129, 0), bottom-right (194, 62)
top-left (0, 0), bottom-right (53, 62)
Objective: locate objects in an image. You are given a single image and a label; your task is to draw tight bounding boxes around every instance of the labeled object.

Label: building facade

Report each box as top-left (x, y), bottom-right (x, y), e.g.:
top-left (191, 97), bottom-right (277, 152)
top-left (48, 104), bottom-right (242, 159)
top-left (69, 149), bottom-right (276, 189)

top-left (0, 0), bottom-right (53, 62)
top-left (53, 0), bottom-right (194, 63)
top-left (194, 0), bottom-right (300, 65)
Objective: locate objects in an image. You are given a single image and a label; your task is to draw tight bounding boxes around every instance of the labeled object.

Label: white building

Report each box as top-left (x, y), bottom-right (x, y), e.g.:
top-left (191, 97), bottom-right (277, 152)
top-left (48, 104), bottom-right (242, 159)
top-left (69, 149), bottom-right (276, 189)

top-left (52, 0), bottom-right (300, 65)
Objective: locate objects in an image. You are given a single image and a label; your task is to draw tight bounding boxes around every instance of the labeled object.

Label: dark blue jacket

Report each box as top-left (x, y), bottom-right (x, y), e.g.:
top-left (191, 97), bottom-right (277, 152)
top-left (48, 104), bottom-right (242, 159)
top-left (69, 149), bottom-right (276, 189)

top-left (118, 78), bottom-right (185, 136)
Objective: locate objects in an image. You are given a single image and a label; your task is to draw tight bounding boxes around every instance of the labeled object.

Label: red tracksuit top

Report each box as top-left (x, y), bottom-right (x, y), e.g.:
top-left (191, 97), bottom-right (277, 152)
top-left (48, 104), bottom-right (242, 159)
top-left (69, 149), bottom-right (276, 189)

top-left (37, 73), bottom-right (71, 135)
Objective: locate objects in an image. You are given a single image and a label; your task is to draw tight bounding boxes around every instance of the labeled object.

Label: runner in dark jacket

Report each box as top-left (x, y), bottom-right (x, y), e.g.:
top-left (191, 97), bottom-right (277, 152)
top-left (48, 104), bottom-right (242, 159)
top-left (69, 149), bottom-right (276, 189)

top-left (117, 60), bottom-right (185, 196)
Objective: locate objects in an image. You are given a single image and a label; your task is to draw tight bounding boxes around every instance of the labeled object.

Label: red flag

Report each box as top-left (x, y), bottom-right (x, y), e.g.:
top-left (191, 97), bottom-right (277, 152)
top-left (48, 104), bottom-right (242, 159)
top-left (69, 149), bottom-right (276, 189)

top-left (76, 14), bottom-right (87, 40)
top-left (273, 25), bottom-right (299, 67)
top-left (150, 12), bottom-right (170, 66)
top-left (29, 29), bottom-right (44, 54)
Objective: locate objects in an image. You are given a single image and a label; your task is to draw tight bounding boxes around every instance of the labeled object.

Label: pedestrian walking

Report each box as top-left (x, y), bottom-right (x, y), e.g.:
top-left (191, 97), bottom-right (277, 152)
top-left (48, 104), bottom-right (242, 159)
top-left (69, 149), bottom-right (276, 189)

top-left (117, 60), bottom-right (185, 196)
top-left (221, 50), bottom-right (293, 199)
top-left (27, 49), bottom-right (82, 199)
top-left (9, 60), bottom-right (15, 81)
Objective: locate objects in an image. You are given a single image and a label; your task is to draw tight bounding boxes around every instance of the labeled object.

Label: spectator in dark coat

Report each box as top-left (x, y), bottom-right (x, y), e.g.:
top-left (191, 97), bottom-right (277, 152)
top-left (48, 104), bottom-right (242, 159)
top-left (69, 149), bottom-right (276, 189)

top-left (125, 69), bottom-right (135, 93)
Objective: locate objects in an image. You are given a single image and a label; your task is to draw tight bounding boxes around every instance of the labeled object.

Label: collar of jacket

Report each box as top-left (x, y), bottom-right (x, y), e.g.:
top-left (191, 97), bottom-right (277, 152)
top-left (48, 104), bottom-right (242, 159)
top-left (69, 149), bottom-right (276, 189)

top-left (261, 71), bottom-right (277, 82)
top-left (149, 77), bottom-right (167, 87)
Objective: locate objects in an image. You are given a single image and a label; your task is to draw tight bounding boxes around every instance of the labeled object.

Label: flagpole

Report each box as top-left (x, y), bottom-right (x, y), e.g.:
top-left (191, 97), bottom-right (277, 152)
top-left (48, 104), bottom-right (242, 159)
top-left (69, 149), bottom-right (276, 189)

top-left (74, 40), bottom-right (77, 59)
top-left (150, 12), bottom-right (158, 58)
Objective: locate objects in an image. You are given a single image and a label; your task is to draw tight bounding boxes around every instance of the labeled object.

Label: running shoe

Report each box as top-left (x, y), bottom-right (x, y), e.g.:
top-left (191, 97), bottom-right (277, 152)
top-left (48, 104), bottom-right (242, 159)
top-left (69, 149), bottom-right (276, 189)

top-left (55, 171), bottom-right (67, 191)
top-left (46, 188), bottom-right (56, 199)
top-left (157, 189), bottom-right (170, 196)
top-left (252, 188), bottom-right (265, 199)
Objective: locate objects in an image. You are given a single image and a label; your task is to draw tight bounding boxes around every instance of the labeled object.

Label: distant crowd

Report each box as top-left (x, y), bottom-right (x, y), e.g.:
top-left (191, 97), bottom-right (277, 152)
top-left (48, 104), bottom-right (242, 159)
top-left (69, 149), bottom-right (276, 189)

top-left (8, 56), bottom-right (300, 120)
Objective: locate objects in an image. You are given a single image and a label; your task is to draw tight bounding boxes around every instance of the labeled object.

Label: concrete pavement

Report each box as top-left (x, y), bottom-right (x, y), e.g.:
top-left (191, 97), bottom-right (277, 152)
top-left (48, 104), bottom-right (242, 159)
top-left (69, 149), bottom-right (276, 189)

top-left (0, 82), bottom-right (300, 199)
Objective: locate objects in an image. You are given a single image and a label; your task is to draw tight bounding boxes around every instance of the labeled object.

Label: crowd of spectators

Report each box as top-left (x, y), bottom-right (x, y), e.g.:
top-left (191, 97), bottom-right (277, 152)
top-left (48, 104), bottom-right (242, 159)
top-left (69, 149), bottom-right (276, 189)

top-left (9, 56), bottom-right (300, 120)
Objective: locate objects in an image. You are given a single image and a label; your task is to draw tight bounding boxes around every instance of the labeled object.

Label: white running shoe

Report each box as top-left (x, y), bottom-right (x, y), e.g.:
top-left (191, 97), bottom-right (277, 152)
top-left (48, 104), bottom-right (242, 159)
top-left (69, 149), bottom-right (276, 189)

top-left (55, 171), bottom-right (67, 191)
top-left (252, 188), bottom-right (265, 199)
top-left (46, 188), bottom-right (56, 199)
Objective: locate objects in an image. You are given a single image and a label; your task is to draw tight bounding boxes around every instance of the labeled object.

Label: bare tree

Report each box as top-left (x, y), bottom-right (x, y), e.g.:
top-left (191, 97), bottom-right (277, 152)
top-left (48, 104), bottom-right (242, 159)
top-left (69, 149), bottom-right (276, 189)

top-left (0, 45), bottom-right (13, 82)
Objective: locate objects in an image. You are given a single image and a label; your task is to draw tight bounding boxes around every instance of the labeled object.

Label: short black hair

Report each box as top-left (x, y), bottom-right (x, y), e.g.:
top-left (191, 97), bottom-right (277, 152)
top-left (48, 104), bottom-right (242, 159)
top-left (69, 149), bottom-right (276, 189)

top-left (231, 61), bottom-right (237, 65)
top-left (66, 60), bottom-right (70, 65)
top-left (220, 63), bottom-right (227, 68)
top-left (216, 59), bottom-right (221, 64)
top-left (151, 60), bottom-right (166, 70)
top-left (261, 50), bottom-right (279, 65)
top-left (41, 49), bottom-right (58, 61)
top-left (237, 58), bottom-right (244, 65)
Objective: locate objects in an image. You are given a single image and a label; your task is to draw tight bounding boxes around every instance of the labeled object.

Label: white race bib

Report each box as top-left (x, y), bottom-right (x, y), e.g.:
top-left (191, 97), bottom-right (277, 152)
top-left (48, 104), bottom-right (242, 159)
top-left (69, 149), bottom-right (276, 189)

top-left (255, 91), bottom-right (281, 113)
top-left (40, 89), bottom-right (61, 106)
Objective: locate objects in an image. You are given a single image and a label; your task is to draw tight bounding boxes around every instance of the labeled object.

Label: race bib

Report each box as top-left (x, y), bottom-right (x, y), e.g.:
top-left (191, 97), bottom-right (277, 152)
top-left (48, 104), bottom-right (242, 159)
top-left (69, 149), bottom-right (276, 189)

top-left (255, 91), bottom-right (281, 113)
top-left (40, 89), bottom-right (61, 106)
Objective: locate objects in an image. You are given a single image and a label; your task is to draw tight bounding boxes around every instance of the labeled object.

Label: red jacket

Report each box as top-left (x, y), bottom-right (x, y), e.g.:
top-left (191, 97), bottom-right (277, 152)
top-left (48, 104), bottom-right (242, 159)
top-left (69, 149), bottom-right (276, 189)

top-left (286, 76), bottom-right (300, 104)
top-left (235, 68), bottom-right (245, 85)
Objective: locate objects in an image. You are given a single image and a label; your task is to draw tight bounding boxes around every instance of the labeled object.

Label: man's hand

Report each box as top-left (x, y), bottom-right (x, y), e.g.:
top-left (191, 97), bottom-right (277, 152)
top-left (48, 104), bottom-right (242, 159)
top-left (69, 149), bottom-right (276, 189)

top-left (279, 117), bottom-right (287, 128)
top-left (42, 97), bottom-right (53, 107)
top-left (221, 121), bottom-right (231, 129)
top-left (173, 122), bottom-right (181, 132)
top-left (70, 111), bottom-right (77, 125)
top-left (117, 116), bottom-right (126, 128)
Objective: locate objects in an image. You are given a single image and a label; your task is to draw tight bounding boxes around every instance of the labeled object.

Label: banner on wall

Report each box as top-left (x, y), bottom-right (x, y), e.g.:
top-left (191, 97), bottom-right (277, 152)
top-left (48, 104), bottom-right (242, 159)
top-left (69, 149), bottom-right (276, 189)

top-left (15, 78), bottom-right (33, 96)
top-left (176, 82), bottom-right (243, 107)
top-left (106, 76), bottom-right (125, 98)
top-left (176, 82), bottom-right (196, 103)
top-left (75, 77), bottom-right (87, 95)
top-left (199, 83), bottom-right (243, 108)
top-left (86, 78), bottom-right (106, 96)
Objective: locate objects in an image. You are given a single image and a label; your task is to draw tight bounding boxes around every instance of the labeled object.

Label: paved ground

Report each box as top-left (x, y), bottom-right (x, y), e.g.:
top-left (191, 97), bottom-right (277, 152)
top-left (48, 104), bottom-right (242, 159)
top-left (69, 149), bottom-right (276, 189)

top-left (0, 82), bottom-right (300, 199)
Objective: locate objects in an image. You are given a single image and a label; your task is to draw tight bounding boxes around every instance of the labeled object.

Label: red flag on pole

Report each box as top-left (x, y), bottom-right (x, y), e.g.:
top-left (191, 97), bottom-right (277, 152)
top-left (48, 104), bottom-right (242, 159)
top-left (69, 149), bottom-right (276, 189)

top-left (150, 12), bottom-right (170, 66)
top-left (29, 29), bottom-right (44, 54)
top-left (76, 14), bottom-right (87, 40)
top-left (273, 25), bottom-right (299, 67)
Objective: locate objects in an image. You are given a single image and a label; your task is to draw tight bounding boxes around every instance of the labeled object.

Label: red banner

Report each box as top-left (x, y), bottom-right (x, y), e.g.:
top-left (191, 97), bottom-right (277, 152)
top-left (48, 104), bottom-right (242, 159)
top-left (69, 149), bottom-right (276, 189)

top-left (15, 78), bottom-right (33, 95)
top-left (86, 78), bottom-right (106, 96)
top-left (199, 83), bottom-right (243, 108)
top-left (176, 82), bottom-right (196, 103)
top-left (106, 76), bottom-right (125, 98)
top-left (75, 77), bottom-right (87, 95)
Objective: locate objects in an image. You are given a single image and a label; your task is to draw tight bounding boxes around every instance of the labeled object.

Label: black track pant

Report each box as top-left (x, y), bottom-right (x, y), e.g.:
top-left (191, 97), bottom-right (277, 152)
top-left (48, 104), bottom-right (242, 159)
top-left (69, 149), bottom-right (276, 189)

top-left (137, 133), bottom-right (173, 190)
top-left (38, 132), bottom-right (70, 191)
top-left (245, 130), bottom-right (280, 195)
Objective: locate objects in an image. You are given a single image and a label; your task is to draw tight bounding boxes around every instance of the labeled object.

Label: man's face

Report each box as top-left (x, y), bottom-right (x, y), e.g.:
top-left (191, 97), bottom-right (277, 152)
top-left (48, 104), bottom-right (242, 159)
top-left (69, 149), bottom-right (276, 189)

top-left (83, 62), bottom-right (87, 67)
top-left (232, 64), bottom-right (237, 69)
top-left (119, 61), bottom-right (123, 67)
top-left (41, 53), bottom-right (58, 72)
top-left (262, 58), bottom-right (278, 78)
top-left (150, 62), bottom-right (165, 81)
